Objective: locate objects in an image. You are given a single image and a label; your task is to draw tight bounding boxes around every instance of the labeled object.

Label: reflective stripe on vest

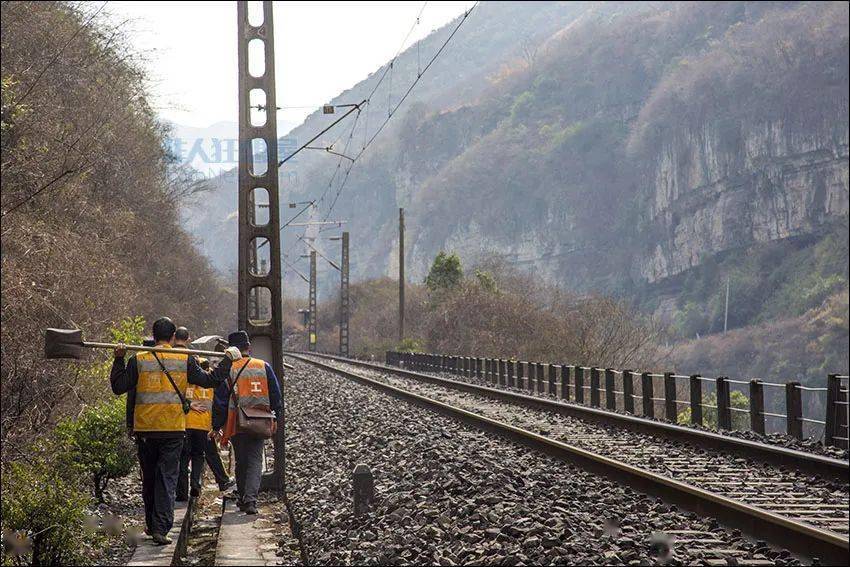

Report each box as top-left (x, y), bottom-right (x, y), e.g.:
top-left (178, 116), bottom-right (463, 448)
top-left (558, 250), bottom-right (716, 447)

top-left (185, 385), bottom-right (214, 431)
top-left (136, 391), bottom-right (183, 405)
top-left (222, 357), bottom-right (271, 443)
top-left (134, 348), bottom-right (188, 433)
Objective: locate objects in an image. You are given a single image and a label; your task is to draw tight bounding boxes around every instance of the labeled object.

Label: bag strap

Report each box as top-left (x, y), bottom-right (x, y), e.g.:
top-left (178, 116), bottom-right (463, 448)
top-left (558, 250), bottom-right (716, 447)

top-left (227, 357), bottom-right (252, 404)
top-left (152, 352), bottom-right (188, 408)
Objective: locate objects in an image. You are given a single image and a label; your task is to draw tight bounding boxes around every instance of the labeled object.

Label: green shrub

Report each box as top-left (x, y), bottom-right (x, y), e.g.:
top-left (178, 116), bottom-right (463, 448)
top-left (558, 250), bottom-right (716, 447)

top-left (54, 398), bottom-right (136, 503)
top-left (397, 338), bottom-right (424, 353)
top-left (474, 270), bottom-right (498, 293)
top-left (425, 251), bottom-right (463, 293)
top-left (1, 461), bottom-right (95, 565)
top-left (677, 390), bottom-right (749, 430)
top-left (109, 315), bottom-right (146, 346)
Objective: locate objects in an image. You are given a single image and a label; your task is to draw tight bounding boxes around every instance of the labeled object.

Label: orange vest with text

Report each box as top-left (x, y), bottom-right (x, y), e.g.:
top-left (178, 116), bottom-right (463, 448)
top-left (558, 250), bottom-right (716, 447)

top-left (221, 357), bottom-right (270, 445)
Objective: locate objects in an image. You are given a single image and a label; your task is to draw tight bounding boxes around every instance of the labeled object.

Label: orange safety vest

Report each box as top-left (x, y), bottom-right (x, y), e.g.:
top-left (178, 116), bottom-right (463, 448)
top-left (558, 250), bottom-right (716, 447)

top-left (221, 357), bottom-right (270, 445)
top-left (134, 346), bottom-right (188, 433)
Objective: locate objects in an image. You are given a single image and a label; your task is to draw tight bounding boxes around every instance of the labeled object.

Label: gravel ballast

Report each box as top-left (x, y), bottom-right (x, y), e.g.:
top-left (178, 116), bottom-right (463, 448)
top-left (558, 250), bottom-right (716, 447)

top-left (284, 360), bottom-right (798, 566)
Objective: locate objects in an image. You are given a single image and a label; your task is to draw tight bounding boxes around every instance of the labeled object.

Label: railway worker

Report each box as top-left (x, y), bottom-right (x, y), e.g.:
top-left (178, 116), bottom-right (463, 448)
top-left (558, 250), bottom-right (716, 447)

top-left (212, 330), bottom-right (282, 516)
top-left (110, 317), bottom-right (240, 545)
top-left (175, 327), bottom-right (212, 501)
top-left (173, 328), bottom-right (235, 498)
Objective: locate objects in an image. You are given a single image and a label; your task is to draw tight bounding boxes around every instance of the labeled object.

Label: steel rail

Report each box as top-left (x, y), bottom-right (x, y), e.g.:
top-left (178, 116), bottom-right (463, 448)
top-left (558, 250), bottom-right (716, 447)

top-left (293, 351), bottom-right (849, 481)
top-left (289, 353), bottom-right (849, 564)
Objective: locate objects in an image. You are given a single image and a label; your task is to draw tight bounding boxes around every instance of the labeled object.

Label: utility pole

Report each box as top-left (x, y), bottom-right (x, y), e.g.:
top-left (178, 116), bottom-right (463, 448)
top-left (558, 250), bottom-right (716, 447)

top-left (340, 232), bottom-right (350, 357)
top-left (237, 0), bottom-right (284, 491)
top-left (308, 250), bottom-right (317, 352)
top-left (398, 207), bottom-right (405, 343)
top-left (723, 277), bottom-right (730, 334)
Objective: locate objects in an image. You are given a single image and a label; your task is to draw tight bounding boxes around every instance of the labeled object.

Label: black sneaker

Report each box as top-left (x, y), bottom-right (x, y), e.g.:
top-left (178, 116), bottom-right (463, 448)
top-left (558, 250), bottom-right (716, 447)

top-left (190, 487), bottom-right (200, 498)
top-left (244, 504), bottom-right (258, 515)
top-left (218, 479), bottom-right (235, 491)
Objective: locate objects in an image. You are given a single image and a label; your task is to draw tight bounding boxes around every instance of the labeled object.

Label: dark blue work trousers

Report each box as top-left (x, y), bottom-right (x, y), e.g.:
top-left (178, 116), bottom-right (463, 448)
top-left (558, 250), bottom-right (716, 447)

top-left (138, 436), bottom-right (183, 535)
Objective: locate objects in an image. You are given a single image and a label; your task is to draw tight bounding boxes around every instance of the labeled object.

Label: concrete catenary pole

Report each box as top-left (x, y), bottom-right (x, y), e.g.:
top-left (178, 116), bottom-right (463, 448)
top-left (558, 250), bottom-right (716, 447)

top-left (340, 231), bottom-right (350, 357)
top-left (398, 207), bottom-right (405, 343)
top-left (237, 0), bottom-right (285, 491)
top-left (308, 250), bottom-right (317, 352)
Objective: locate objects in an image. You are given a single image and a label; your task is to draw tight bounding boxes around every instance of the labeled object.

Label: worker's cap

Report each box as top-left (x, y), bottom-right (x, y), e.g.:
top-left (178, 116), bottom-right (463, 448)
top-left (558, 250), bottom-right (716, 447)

top-left (227, 331), bottom-right (250, 349)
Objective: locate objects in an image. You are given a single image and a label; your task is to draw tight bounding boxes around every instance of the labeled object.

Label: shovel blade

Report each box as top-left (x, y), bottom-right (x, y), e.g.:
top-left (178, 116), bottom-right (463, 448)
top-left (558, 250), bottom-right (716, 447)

top-left (44, 328), bottom-right (84, 360)
top-left (191, 335), bottom-right (226, 353)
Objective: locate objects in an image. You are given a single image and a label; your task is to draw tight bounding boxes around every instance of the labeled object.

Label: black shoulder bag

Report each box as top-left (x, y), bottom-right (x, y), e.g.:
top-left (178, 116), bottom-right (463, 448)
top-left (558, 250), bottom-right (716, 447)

top-left (152, 353), bottom-right (191, 414)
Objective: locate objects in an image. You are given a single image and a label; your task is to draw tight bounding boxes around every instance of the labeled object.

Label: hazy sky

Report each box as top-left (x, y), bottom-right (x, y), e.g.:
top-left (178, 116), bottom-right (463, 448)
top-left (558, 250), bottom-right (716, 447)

top-left (104, 1), bottom-right (474, 129)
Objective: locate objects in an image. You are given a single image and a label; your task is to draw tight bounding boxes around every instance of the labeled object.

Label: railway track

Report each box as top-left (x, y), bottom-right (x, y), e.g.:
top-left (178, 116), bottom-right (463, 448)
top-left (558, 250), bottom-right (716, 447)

top-left (304, 353), bottom-right (849, 480)
top-left (290, 352), bottom-right (850, 564)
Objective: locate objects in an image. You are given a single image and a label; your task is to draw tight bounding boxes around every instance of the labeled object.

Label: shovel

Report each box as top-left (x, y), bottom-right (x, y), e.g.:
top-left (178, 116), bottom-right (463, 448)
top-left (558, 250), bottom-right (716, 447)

top-left (44, 328), bottom-right (296, 370)
top-left (45, 328), bottom-right (229, 360)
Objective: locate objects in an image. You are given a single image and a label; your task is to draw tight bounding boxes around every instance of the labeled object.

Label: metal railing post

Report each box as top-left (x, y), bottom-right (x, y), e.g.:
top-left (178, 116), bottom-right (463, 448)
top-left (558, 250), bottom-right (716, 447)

top-left (749, 379), bottom-right (765, 435)
top-left (690, 374), bottom-right (702, 426)
top-left (664, 372), bottom-right (677, 422)
top-left (786, 382), bottom-right (803, 440)
top-left (622, 370), bottom-right (634, 413)
top-left (717, 377), bottom-right (732, 431)
top-left (641, 372), bottom-right (653, 417)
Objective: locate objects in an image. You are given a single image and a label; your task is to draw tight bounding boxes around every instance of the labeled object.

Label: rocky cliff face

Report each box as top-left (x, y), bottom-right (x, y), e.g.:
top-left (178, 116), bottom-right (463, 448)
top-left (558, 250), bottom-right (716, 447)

top-left (639, 122), bottom-right (849, 283)
top-left (186, 1), bottom-right (849, 318)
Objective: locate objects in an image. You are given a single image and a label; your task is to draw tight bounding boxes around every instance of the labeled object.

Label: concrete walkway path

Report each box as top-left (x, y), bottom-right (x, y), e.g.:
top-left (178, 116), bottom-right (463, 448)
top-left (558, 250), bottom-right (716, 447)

top-left (127, 501), bottom-right (188, 566)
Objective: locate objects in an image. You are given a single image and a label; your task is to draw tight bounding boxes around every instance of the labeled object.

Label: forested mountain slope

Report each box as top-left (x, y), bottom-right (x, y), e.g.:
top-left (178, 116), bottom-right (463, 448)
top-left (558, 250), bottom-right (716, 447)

top-left (1, 2), bottom-right (233, 449)
top-left (186, 2), bottom-right (847, 356)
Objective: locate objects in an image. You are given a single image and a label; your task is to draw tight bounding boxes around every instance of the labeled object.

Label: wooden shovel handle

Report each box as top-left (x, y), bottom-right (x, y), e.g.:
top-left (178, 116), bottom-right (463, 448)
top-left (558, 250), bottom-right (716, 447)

top-left (84, 341), bottom-right (296, 369)
top-left (83, 341), bottom-right (226, 358)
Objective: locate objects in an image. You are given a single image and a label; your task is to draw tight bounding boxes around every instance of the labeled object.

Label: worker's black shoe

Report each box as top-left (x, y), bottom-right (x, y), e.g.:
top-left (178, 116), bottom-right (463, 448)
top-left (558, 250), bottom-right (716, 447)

top-left (175, 494), bottom-right (188, 503)
top-left (219, 479), bottom-right (235, 491)
top-left (244, 504), bottom-right (258, 515)
top-left (151, 533), bottom-right (173, 546)
top-left (190, 487), bottom-right (200, 498)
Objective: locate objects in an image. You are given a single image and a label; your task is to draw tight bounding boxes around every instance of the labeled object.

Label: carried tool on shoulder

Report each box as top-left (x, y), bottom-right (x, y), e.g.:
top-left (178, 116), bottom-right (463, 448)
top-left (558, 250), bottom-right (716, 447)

top-left (44, 328), bottom-right (295, 369)
top-left (44, 328), bottom-right (227, 360)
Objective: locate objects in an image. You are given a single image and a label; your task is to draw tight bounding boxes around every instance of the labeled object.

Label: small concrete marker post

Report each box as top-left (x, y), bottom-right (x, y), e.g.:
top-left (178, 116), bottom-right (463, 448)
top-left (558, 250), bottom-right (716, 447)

top-left (353, 464), bottom-right (375, 517)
